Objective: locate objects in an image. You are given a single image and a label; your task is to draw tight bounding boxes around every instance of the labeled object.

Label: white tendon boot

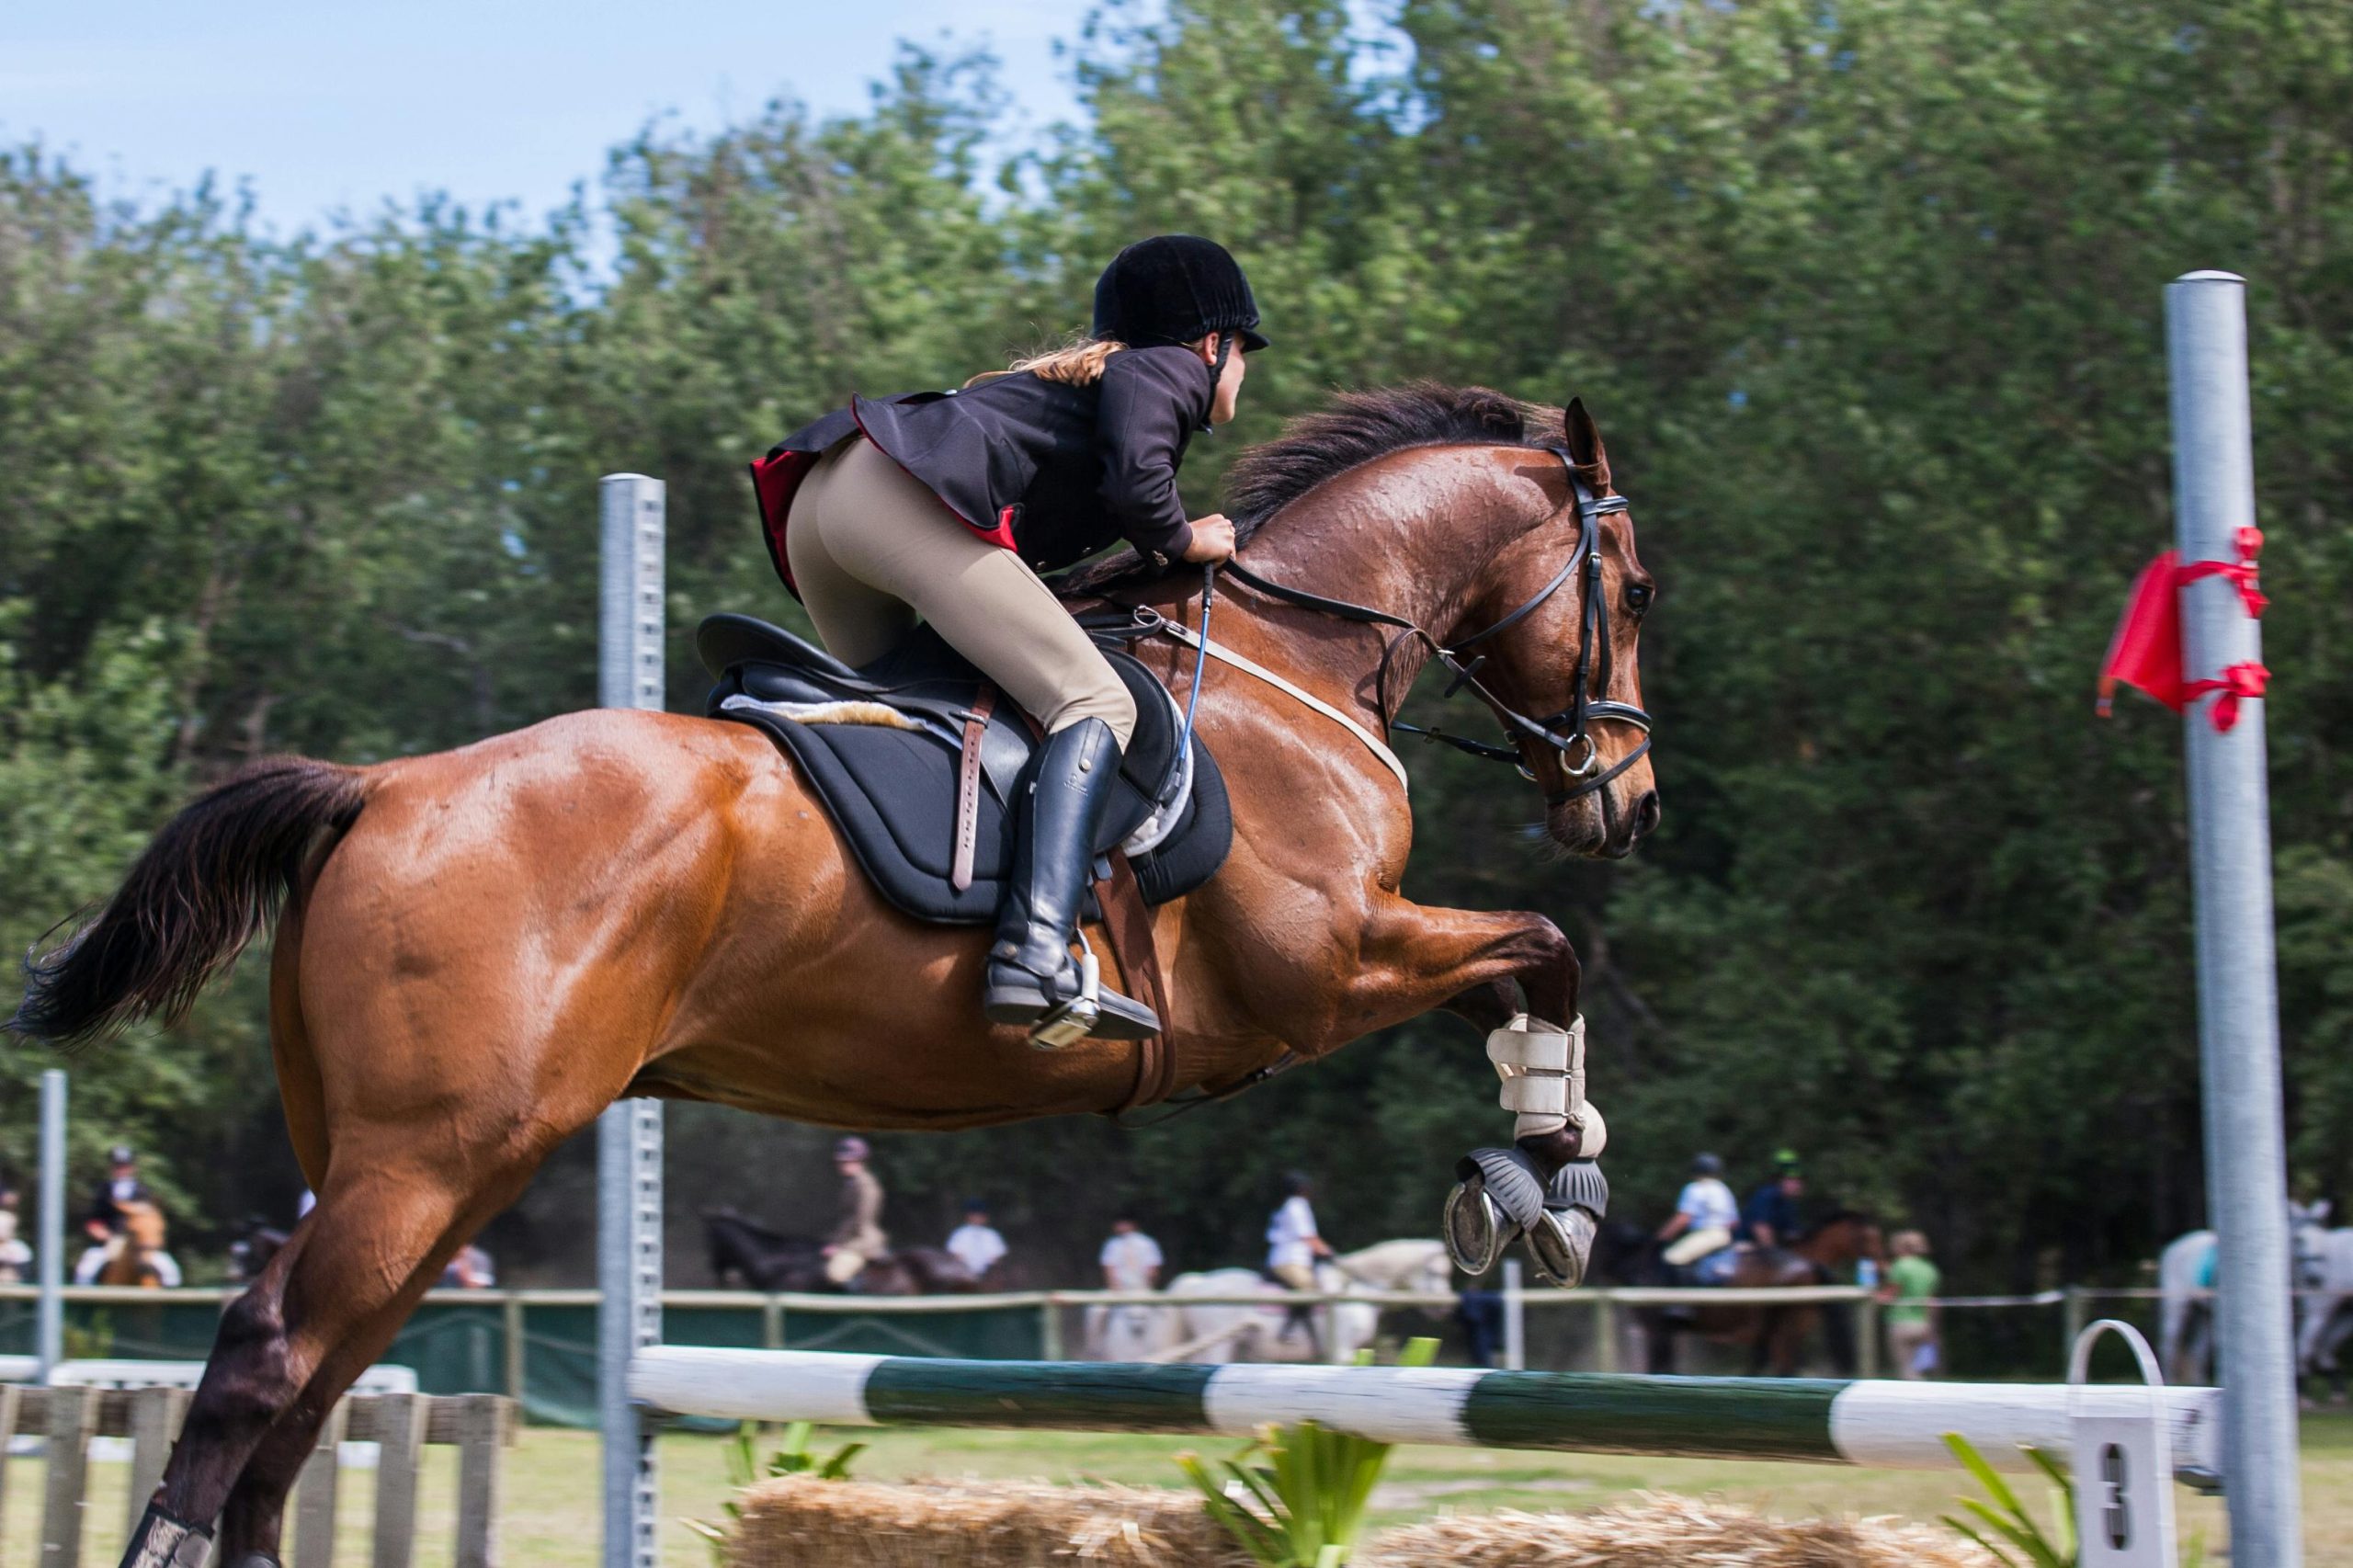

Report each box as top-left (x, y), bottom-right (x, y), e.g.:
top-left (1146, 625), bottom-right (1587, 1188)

top-left (1442, 1014), bottom-right (1609, 1287)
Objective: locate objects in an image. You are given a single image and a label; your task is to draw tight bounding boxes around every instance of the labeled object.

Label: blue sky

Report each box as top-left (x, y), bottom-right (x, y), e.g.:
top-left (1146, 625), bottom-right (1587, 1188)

top-left (1, 0), bottom-right (1093, 236)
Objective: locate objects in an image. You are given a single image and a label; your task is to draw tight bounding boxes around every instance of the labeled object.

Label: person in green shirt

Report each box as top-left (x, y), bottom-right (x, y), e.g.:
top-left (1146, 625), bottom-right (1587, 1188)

top-left (1881, 1229), bottom-right (1942, 1379)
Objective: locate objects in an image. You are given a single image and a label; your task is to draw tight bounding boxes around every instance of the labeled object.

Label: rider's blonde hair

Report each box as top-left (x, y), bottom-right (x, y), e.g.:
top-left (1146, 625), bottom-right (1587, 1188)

top-left (964, 337), bottom-right (1127, 389)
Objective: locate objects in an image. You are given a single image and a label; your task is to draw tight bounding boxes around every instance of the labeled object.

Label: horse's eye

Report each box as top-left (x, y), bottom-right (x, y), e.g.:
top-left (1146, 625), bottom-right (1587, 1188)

top-left (1624, 583), bottom-right (1654, 616)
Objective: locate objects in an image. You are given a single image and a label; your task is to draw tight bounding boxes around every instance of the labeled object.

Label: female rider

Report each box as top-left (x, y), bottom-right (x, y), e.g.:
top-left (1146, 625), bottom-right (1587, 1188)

top-left (749, 234), bottom-right (1264, 1041)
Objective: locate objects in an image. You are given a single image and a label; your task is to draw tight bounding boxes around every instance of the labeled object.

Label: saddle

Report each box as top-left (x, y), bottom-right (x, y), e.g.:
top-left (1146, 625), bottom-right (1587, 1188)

top-left (698, 614), bottom-right (1232, 926)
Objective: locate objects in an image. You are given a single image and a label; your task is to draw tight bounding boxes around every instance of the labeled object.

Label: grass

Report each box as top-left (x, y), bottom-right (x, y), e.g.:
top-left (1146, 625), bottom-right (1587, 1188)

top-left (7, 1408), bottom-right (2348, 1564)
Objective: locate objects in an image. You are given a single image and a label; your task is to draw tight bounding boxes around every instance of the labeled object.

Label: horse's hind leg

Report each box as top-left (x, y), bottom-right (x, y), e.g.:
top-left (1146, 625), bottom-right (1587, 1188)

top-left (128, 1153), bottom-right (526, 1565)
top-left (227, 1154), bottom-right (554, 1562)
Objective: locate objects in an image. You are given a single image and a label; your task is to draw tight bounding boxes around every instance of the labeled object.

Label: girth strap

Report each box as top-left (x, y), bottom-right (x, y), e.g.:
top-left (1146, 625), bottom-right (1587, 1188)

top-left (1096, 850), bottom-right (1179, 1111)
top-left (950, 683), bottom-right (997, 892)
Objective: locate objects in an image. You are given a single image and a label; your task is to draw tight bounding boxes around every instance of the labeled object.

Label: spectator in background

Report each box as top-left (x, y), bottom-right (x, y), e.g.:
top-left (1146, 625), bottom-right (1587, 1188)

top-left (946, 1199), bottom-right (1007, 1281)
top-left (87, 1145), bottom-right (153, 1233)
top-left (1099, 1214), bottom-right (1164, 1290)
top-left (441, 1242), bottom-right (496, 1288)
top-left (1743, 1150), bottom-right (1806, 1252)
top-left (1881, 1230), bottom-right (1941, 1379)
top-left (0, 1187), bottom-right (29, 1283)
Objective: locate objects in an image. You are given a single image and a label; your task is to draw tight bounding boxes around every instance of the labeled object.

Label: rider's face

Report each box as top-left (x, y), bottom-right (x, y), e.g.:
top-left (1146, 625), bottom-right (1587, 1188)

top-left (1204, 335), bottom-right (1248, 426)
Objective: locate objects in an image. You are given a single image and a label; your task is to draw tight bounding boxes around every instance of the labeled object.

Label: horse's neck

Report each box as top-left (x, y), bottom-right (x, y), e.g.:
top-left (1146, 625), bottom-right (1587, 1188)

top-left (1800, 1226), bottom-right (1855, 1267)
top-left (1338, 1239), bottom-right (1439, 1289)
top-left (1231, 449), bottom-right (1547, 701)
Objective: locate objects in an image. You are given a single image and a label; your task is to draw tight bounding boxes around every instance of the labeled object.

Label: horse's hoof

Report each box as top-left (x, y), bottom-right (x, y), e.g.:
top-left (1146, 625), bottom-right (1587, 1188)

top-left (1443, 1175), bottom-right (1512, 1276)
top-left (120, 1502), bottom-right (210, 1568)
top-left (1446, 1147), bottom-right (1552, 1275)
top-left (1523, 1203), bottom-right (1599, 1289)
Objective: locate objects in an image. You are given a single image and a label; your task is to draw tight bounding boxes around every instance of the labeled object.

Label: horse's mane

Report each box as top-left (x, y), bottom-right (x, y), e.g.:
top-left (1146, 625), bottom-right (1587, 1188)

top-left (1802, 1208), bottom-right (1873, 1237)
top-left (1055, 381), bottom-right (1558, 597)
top-left (1226, 383), bottom-right (1558, 541)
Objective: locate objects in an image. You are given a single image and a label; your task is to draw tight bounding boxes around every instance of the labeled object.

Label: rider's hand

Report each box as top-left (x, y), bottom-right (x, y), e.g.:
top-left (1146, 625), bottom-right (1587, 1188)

top-left (1182, 515), bottom-right (1237, 563)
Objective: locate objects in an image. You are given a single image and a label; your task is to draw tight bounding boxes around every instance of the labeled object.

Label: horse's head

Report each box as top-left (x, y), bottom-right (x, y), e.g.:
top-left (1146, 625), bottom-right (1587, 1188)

top-left (1802, 1210), bottom-right (1883, 1269)
top-left (2292, 1199), bottom-right (2334, 1290)
top-left (702, 1209), bottom-right (747, 1282)
top-left (119, 1199), bottom-right (166, 1251)
top-left (1590, 1218), bottom-right (1656, 1282)
top-left (1471, 398), bottom-right (1659, 858)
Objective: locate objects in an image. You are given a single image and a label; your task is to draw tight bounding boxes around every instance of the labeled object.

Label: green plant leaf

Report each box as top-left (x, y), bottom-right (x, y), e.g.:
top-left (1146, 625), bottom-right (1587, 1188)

top-left (1959, 1498), bottom-right (2068, 1568)
top-left (1943, 1433), bottom-right (2036, 1528)
top-left (1940, 1514), bottom-right (2024, 1568)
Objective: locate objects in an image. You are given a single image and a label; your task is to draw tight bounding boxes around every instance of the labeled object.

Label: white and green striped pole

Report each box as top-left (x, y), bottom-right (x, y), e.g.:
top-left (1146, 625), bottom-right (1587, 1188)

top-left (631, 1348), bottom-right (2222, 1476)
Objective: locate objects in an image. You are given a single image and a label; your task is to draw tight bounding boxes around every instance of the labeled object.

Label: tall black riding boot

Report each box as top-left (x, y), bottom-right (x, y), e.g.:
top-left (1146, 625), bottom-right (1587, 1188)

top-left (983, 718), bottom-right (1162, 1043)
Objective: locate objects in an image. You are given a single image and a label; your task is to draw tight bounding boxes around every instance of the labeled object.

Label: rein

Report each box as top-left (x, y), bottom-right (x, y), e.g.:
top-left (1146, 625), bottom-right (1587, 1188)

top-left (1217, 447), bottom-right (1654, 809)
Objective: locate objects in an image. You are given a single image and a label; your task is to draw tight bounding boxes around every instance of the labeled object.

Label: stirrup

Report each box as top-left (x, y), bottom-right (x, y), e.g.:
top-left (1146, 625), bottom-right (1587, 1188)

top-left (1029, 951), bottom-right (1103, 1048)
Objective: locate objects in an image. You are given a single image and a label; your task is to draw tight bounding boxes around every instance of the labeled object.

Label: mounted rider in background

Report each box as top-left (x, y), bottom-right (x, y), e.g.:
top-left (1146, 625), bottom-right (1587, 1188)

top-left (1741, 1149), bottom-right (1805, 1252)
top-left (1657, 1153), bottom-right (1739, 1279)
top-left (823, 1136), bottom-right (889, 1288)
top-left (753, 235), bottom-right (1266, 1042)
top-left (1266, 1170), bottom-right (1334, 1355)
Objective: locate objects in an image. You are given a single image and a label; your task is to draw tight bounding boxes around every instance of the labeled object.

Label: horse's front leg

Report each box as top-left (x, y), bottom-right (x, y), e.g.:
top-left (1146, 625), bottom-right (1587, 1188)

top-left (1338, 900), bottom-right (1607, 1288)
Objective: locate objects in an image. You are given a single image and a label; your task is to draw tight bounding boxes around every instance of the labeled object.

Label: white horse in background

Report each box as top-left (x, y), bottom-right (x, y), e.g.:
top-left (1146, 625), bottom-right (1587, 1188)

top-left (2158, 1200), bottom-right (2334, 1386)
top-left (1085, 1239), bottom-right (1454, 1365)
top-left (2295, 1224), bottom-right (2353, 1401)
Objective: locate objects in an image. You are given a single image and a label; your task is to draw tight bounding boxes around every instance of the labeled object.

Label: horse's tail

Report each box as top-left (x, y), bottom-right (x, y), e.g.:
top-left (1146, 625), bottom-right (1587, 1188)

top-left (9, 756), bottom-right (368, 1045)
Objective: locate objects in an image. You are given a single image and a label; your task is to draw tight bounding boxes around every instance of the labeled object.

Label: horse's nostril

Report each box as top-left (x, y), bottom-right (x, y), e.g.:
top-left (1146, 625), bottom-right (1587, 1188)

top-left (1631, 790), bottom-right (1662, 838)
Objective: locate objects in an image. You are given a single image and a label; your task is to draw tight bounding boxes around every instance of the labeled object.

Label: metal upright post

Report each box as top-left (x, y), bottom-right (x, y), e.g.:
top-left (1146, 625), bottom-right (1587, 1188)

top-left (38, 1069), bottom-right (66, 1379)
top-left (2167, 272), bottom-right (2302, 1568)
top-left (597, 473), bottom-right (666, 1568)
top-left (1501, 1259), bottom-right (1527, 1371)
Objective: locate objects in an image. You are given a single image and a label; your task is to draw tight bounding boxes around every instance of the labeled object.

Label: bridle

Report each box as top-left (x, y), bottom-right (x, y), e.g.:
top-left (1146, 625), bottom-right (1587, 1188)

top-left (1218, 446), bottom-right (1654, 809)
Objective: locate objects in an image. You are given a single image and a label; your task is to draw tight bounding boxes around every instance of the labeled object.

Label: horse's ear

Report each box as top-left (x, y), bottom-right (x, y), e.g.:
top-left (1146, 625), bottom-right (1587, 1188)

top-left (1563, 396), bottom-right (1612, 491)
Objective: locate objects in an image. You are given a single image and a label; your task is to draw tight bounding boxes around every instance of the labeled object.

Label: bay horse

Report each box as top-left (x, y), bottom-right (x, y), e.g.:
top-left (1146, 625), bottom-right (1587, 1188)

top-left (1597, 1212), bottom-right (1885, 1377)
top-left (10, 385), bottom-right (1657, 1568)
top-left (703, 1210), bottom-right (979, 1295)
top-left (97, 1199), bottom-right (174, 1288)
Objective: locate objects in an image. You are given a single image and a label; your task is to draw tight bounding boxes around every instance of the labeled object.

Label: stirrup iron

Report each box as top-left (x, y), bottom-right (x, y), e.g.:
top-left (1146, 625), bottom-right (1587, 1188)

top-left (1029, 949), bottom-right (1103, 1050)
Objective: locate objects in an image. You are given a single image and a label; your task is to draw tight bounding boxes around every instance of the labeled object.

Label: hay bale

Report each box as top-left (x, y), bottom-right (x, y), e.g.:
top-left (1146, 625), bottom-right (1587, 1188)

top-left (724, 1475), bottom-right (1259, 1568)
top-left (1362, 1492), bottom-right (1998, 1567)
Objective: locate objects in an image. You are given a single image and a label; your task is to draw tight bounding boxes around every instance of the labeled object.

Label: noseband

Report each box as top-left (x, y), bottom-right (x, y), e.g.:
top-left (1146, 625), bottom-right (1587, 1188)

top-left (1220, 447), bottom-right (1654, 808)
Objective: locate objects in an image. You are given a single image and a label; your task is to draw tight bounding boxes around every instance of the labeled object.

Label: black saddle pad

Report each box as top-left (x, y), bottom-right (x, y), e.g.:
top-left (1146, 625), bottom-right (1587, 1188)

top-left (699, 614), bottom-right (1232, 925)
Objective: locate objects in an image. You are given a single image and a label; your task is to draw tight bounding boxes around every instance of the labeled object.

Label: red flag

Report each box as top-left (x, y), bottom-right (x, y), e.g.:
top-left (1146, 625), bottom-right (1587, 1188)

top-left (2097, 528), bottom-right (2269, 729)
top-left (2097, 551), bottom-right (2188, 716)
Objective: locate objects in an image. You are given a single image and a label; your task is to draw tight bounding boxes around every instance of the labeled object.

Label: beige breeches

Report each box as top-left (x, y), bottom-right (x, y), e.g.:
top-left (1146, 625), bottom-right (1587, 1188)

top-left (1268, 1262), bottom-right (1319, 1291)
top-left (786, 437), bottom-right (1138, 749)
top-left (1887, 1320), bottom-right (1936, 1380)
top-left (824, 1248), bottom-right (869, 1286)
top-left (1662, 1226), bottom-right (1733, 1267)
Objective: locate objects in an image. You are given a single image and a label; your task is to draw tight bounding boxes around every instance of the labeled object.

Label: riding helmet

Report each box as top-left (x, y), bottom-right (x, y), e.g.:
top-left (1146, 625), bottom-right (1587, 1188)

top-left (834, 1136), bottom-right (870, 1162)
top-left (1692, 1153), bottom-right (1723, 1176)
top-left (1092, 235), bottom-right (1269, 354)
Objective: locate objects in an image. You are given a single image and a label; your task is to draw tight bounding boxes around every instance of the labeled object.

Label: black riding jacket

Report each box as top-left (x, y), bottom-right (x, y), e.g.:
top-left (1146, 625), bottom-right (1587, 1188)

top-left (750, 345), bottom-right (1215, 594)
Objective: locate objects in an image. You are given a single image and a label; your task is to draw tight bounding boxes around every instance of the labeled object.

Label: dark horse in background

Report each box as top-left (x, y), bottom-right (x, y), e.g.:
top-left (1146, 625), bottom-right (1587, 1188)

top-left (9, 387), bottom-right (1655, 1568)
top-left (1595, 1212), bottom-right (1884, 1377)
top-left (703, 1210), bottom-right (980, 1295)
